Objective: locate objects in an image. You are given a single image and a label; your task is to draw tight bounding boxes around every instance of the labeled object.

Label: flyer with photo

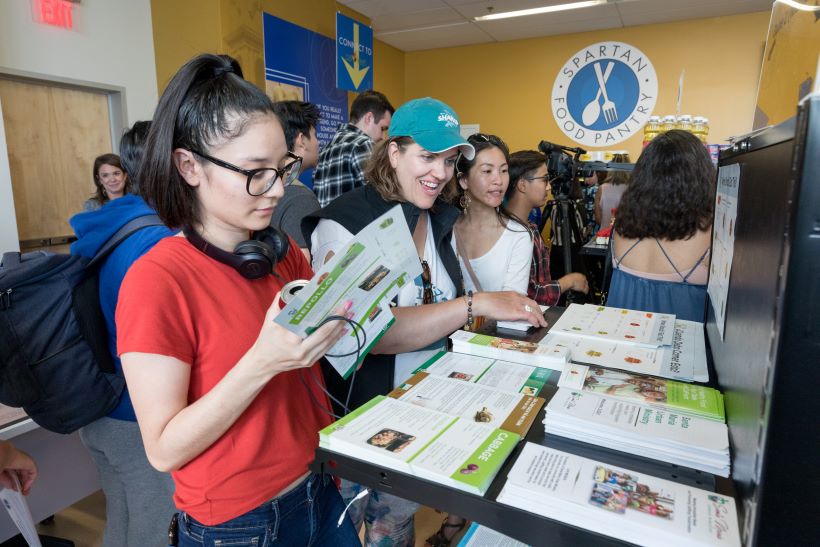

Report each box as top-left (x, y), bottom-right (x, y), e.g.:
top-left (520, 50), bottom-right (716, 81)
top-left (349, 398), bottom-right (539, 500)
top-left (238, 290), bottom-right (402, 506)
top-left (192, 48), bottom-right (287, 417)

top-left (498, 443), bottom-right (740, 547)
top-left (414, 351), bottom-right (556, 395)
top-left (274, 206), bottom-right (419, 378)
top-left (707, 163), bottom-right (741, 340)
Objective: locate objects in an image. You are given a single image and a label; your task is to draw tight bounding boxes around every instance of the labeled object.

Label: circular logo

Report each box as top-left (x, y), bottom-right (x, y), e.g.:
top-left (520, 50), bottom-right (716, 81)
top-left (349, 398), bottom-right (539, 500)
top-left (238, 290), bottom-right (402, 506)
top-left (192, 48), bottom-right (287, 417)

top-left (552, 41), bottom-right (657, 148)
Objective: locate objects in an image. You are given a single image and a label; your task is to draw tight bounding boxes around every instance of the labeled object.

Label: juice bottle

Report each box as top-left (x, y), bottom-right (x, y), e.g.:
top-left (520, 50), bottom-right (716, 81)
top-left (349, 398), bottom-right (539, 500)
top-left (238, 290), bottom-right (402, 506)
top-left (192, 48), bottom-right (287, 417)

top-left (643, 116), bottom-right (661, 147)
top-left (676, 114), bottom-right (693, 132)
top-left (692, 116), bottom-right (708, 142)
top-left (662, 115), bottom-right (677, 132)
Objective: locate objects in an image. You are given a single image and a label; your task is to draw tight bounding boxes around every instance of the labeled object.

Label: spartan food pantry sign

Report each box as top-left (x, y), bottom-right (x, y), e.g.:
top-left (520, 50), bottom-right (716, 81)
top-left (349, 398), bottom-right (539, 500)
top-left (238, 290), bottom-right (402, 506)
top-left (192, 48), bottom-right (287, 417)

top-left (552, 42), bottom-right (657, 148)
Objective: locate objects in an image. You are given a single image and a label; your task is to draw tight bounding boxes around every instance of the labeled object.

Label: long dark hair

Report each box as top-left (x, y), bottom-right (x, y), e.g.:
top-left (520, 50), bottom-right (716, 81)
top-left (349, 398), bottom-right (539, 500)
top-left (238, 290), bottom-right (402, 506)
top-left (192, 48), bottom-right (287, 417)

top-left (91, 153), bottom-right (128, 205)
top-left (138, 54), bottom-right (276, 228)
top-left (454, 133), bottom-right (527, 232)
top-left (616, 130), bottom-right (715, 240)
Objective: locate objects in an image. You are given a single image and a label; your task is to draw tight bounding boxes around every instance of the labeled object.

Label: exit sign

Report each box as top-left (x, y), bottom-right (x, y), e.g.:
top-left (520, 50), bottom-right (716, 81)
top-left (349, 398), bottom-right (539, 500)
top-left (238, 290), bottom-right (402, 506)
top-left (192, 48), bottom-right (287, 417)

top-left (33, 0), bottom-right (76, 30)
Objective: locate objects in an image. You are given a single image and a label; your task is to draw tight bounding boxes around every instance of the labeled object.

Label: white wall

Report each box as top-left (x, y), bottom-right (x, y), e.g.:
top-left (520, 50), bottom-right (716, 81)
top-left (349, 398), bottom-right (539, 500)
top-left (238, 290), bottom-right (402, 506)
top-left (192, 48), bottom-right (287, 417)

top-left (0, 0), bottom-right (158, 254)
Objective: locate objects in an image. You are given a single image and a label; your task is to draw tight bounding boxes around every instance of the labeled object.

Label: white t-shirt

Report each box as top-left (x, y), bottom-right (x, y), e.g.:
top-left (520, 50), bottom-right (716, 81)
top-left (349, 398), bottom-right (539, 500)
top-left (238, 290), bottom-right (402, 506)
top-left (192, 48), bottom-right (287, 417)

top-left (311, 216), bottom-right (457, 387)
top-left (453, 222), bottom-right (532, 295)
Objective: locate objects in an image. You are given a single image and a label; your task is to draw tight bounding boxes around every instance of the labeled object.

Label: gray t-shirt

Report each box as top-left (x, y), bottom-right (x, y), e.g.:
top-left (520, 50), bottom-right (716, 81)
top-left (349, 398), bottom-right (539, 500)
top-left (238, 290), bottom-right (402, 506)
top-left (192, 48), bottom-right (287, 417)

top-left (270, 182), bottom-right (320, 247)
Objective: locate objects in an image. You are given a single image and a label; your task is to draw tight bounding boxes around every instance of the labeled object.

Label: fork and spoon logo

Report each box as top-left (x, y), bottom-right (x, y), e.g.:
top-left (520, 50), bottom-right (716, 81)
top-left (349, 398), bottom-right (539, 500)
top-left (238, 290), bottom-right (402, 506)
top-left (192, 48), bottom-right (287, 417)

top-left (551, 41), bottom-right (657, 148)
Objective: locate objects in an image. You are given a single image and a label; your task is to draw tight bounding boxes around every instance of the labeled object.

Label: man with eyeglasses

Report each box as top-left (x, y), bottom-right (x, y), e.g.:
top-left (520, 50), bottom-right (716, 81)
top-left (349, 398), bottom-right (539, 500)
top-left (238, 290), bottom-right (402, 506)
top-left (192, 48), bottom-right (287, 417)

top-left (269, 101), bottom-right (322, 258)
top-left (312, 90), bottom-right (394, 207)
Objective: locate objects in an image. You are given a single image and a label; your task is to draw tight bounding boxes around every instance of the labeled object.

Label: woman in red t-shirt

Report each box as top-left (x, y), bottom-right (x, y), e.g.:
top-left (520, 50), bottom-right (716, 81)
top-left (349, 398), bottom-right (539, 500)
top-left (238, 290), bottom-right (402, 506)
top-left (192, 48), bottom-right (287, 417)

top-left (115, 54), bottom-right (360, 546)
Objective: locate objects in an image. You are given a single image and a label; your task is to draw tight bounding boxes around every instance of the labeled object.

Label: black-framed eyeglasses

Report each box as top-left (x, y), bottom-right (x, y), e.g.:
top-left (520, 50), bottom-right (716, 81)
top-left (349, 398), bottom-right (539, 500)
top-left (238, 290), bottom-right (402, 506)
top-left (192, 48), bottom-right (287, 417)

top-left (191, 150), bottom-right (302, 196)
top-left (420, 259), bottom-right (433, 305)
top-left (525, 175), bottom-right (550, 184)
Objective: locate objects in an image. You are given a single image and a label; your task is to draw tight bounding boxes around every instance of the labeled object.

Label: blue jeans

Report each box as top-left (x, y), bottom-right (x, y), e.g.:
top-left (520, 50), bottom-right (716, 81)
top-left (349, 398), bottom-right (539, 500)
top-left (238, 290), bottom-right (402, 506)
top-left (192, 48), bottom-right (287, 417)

top-left (177, 473), bottom-right (361, 546)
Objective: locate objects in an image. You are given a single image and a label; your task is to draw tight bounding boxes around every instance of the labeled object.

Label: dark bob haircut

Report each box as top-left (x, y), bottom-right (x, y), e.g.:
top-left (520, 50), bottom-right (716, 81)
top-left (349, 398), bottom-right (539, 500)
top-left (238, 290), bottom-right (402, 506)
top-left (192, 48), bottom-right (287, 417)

top-left (119, 120), bottom-right (151, 191)
top-left (138, 54), bottom-right (276, 228)
top-left (615, 130), bottom-right (715, 241)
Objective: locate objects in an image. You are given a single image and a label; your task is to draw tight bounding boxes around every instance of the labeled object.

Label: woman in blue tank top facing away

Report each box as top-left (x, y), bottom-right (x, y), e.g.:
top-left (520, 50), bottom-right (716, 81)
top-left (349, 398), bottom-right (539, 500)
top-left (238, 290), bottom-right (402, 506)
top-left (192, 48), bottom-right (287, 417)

top-left (608, 130), bottom-right (715, 321)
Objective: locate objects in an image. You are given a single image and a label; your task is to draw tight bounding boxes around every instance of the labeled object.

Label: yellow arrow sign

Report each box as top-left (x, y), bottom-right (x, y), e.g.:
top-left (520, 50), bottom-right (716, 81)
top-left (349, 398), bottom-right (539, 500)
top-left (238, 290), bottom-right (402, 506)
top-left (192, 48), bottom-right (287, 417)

top-left (342, 22), bottom-right (370, 89)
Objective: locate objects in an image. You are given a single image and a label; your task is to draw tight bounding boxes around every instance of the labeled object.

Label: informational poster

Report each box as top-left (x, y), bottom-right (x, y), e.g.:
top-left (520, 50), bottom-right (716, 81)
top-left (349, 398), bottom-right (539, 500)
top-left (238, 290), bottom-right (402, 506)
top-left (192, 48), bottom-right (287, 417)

top-left (336, 12), bottom-right (373, 92)
top-left (707, 163), bottom-right (741, 339)
top-left (263, 13), bottom-right (349, 186)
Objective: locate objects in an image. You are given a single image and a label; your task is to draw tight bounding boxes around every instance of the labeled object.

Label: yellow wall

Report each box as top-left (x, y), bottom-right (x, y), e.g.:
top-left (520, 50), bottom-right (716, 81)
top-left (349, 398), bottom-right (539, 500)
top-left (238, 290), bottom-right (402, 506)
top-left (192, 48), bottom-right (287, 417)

top-left (151, 0), bottom-right (405, 106)
top-left (754, 1), bottom-right (820, 129)
top-left (404, 12), bottom-right (770, 158)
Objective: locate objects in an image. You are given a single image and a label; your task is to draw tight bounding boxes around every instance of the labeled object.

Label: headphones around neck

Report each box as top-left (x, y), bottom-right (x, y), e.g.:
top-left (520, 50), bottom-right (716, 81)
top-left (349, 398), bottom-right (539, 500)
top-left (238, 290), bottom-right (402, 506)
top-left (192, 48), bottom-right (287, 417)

top-left (183, 226), bottom-right (289, 280)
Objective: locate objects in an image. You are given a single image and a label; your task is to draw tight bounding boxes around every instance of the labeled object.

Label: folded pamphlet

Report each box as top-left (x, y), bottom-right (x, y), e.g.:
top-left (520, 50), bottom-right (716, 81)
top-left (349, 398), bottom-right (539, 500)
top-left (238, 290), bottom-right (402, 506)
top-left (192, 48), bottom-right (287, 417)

top-left (549, 304), bottom-right (675, 348)
top-left (497, 443), bottom-right (740, 547)
top-left (449, 330), bottom-right (569, 370)
top-left (389, 372), bottom-right (544, 437)
top-left (319, 396), bottom-right (520, 495)
top-left (414, 351), bottom-right (556, 396)
top-left (274, 206), bottom-right (418, 379)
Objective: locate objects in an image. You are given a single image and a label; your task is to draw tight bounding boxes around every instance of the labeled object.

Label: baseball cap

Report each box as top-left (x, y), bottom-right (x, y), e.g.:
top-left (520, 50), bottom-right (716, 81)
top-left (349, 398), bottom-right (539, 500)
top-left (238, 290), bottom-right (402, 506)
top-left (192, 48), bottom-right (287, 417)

top-left (388, 97), bottom-right (475, 160)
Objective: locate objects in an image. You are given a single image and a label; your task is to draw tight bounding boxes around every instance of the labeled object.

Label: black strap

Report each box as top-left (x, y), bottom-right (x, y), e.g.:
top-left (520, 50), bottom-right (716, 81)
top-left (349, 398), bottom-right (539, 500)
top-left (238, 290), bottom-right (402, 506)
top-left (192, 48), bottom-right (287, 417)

top-left (88, 214), bottom-right (164, 268)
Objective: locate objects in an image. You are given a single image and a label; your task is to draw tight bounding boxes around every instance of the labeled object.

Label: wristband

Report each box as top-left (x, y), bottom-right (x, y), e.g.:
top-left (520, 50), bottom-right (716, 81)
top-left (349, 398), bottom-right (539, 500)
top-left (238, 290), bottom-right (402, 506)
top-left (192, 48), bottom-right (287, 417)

top-left (465, 290), bottom-right (474, 330)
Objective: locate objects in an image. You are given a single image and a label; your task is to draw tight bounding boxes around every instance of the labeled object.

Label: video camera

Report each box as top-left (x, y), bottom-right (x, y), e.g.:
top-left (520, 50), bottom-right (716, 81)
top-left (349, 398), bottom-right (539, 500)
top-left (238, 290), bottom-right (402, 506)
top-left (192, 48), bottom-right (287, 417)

top-left (538, 140), bottom-right (637, 198)
top-left (538, 141), bottom-right (586, 198)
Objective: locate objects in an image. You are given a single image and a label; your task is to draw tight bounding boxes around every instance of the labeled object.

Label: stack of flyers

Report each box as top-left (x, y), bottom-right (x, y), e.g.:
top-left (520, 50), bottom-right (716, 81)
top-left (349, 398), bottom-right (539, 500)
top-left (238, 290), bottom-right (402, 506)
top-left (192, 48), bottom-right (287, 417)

top-left (457, 523), bottom-right (527, 547)
top-left (558, 363), bottom-right (724, 421)
top-left (547, 305), bottom-right (708, 383)
top-left (543, 388), bottom-right (730, 476)
top-left (497, 443), bottom-right (740, 547)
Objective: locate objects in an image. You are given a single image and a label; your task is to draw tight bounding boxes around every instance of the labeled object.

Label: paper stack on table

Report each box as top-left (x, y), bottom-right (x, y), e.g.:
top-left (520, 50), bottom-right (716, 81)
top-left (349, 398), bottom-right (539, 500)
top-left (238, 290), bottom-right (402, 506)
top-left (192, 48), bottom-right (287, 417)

top-left (547, 304), bottom-right (709, 382)
top-left (543, 388), bottom-right (730, 476)
top-left (457, 522), bottom-right (528, 547)
top-left (497, 443), bottom-right (740, 547)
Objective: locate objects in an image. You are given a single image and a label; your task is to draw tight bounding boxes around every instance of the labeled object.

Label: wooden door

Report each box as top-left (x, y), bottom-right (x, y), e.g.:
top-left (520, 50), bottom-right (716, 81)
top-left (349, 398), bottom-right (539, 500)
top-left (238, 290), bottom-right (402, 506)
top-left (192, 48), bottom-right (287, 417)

top-left (0, 78), bottom-right (112, 251)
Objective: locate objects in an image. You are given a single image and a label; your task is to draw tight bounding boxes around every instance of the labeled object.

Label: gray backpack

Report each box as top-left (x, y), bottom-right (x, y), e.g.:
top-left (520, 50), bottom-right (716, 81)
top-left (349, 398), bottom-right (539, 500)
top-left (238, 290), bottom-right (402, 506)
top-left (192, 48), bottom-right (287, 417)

top-left (0, 215), bottom-right (162, 433)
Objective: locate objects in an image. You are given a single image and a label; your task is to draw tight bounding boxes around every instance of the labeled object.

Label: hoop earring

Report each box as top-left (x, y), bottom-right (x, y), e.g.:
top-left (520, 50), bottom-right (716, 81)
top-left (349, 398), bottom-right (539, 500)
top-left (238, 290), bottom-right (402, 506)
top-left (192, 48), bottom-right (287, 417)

top-left (459, 191), bottom-right (471, 210)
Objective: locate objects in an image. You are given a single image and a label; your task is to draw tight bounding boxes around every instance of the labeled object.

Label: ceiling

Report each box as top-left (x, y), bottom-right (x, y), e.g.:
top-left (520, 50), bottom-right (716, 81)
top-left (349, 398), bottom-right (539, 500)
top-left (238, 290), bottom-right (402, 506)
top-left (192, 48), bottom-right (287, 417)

top-left (339, 0), bottom-right (774, 51)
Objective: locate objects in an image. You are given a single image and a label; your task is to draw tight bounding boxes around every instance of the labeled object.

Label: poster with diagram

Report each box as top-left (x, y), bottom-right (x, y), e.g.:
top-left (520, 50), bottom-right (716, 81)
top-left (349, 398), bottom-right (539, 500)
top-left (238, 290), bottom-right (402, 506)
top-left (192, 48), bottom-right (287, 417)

top-left (707, 163), bottom-right (741, 340)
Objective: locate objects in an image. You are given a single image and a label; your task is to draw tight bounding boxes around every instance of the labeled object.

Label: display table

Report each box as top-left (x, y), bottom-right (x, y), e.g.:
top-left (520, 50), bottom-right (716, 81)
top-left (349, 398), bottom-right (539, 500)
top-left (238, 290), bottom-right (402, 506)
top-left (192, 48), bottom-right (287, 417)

top-left (311, 310), bottom-right (732, 546)
top-left (0, 407), bottom-right (100, 542)
top-left (579, 239), bottom-right (608, 257)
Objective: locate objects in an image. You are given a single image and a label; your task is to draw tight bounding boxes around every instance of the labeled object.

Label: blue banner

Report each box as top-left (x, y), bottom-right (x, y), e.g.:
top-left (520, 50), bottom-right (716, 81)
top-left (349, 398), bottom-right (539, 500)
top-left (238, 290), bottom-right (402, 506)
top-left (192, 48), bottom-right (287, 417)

top-left (336, 12), bottom-right (373, 92)
top-left (263, 13), bottom-right (349, 187)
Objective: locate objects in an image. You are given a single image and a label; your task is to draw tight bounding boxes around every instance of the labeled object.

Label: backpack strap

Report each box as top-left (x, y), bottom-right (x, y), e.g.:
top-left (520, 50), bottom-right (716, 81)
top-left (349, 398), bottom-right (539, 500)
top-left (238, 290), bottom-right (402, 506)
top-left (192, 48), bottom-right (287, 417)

top-left (1, 252), bottom-right (21, 268)
top-left (88, 214), bottom-right (164, 268)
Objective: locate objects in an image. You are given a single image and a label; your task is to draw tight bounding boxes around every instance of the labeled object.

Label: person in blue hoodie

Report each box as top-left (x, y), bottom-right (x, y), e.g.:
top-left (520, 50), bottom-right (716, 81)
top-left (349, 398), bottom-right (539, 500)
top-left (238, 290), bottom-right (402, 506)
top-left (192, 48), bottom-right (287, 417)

top-left (69, 121), bottom-right (177, 547)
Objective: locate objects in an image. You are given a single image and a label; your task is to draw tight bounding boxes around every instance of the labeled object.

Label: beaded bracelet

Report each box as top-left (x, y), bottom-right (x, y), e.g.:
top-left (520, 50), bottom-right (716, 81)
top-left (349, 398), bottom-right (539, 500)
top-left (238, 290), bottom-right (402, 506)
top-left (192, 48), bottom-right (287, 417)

top-left (465, 290), bottom-right (474, 330)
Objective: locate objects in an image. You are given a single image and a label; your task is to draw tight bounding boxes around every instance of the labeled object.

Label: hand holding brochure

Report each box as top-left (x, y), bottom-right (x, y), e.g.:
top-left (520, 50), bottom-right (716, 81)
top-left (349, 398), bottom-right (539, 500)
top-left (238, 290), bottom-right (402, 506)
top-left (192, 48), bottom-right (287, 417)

top-left (274, 206), bottom-right (419, 378)
top-left (0, 473), bottom-right (42, 547)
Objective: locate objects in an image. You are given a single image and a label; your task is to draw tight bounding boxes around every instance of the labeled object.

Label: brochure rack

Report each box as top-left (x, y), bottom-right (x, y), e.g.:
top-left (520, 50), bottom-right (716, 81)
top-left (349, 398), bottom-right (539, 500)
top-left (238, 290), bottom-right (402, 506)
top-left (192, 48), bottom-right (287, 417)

top-left (313, 98), bottom-right (820, 545)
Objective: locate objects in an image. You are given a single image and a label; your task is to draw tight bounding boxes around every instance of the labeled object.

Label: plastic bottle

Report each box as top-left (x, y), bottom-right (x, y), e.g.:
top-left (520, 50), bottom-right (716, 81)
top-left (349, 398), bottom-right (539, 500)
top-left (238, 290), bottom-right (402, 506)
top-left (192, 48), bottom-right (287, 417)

top-left (662, 115), bottom-right (677, 132)
top-left (643, 116), bottom-right (661, 148)
top-left (692, 116), bottom-right (708, 143)
top-left (676, 114), bottom-right (693, 132)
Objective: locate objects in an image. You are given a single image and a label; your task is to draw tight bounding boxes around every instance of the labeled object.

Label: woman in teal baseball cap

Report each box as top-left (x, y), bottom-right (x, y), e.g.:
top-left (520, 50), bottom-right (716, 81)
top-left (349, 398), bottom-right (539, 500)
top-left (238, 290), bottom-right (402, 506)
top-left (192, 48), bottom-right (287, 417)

top-left (304, 97), bottom-right (546, 546)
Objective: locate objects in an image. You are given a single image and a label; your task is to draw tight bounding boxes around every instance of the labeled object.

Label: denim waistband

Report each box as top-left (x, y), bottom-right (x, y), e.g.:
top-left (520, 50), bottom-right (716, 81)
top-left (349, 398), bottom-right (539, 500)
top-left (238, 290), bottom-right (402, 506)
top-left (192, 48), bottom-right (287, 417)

top-left (183, 472), bottom-right (329, 527)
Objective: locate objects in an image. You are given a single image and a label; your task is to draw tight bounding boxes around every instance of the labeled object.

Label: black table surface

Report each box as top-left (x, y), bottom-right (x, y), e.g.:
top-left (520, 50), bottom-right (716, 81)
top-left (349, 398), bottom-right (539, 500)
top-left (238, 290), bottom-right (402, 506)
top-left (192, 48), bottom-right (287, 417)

top-left (311, 307), bottom-right (734, 547)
